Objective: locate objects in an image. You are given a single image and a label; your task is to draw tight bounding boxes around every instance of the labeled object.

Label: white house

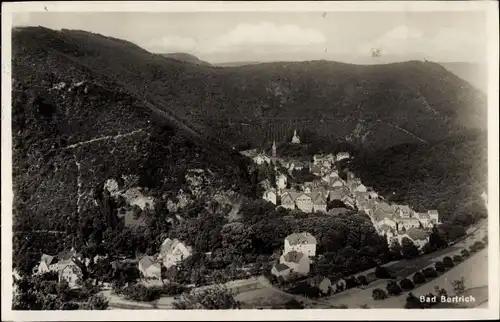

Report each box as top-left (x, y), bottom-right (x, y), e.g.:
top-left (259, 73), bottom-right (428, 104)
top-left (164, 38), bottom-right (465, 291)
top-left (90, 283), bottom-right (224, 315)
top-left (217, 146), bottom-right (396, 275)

top-left (355, 184), bottom-right (367, 193)
top-left (263, 189), bottom-right (277, 205)
top-left (58, 259), bottom-right (84, 288)
top-left (138, 256), bottom-right (162, 280)
top-left (279, 251), bottom-right (311, 275)
top-left (271, 263), bottom-right (291, 279)
top-left (284, 232), bottom-right (317, 257)
top-left (427, 210), bottom-right (439, 224)
top-left (397, 217), bottom-right (421, 231)
top-left (159, 238), bottom-right (193, 269)
top-left (415, 212), bottom-right (433, 228)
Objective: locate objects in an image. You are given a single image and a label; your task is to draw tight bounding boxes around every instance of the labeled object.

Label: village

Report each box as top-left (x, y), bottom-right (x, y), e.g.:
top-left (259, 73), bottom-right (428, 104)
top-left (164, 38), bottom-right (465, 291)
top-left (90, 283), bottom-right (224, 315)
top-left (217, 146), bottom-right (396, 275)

top-left (29, 129), bottom-right (442, 303)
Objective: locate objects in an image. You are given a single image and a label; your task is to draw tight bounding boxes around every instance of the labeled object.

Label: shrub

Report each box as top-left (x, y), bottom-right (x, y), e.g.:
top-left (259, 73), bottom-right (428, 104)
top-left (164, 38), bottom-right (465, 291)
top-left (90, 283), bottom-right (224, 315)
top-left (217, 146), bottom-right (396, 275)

top-left (442, 256), bottom-right (454, 268)
top-left (422, 267), bottom-right (438, 279)
top-left (412, 272), bottom-right (426, 284)
top-left (474, 241), bottom-right (485, 250)
top-left (399, 278), bottom-right (415, 291)
top-left (434, 261), bottom-right (445, 273)
top-left (121, 284), bottom-right (161, 302)
top-left (386, 281), bottom-right (402, 296)
top-left (375, 266), bottom-right (391, 279)
top-left (452, 255), bottom-right (463, 263)
top-left (372, 288), bottom-right (388, 300)
top-left (461, 249), bottom-right (470, 257)
top-left (173, 285), bottom-right (240, 309)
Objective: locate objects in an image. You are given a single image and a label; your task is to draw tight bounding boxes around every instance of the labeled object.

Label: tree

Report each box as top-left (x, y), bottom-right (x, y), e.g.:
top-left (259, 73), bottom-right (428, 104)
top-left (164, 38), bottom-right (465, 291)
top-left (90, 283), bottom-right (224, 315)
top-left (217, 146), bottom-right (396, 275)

top-left (401, 237), bottom-right (419, 259)
top-left (399, 278), bottom-right (415, 291)
top-left (428, 226), bottom-right (447, 250)
top-left (412, 272), bottom-right (426, 285)
top-left (442, 256), bottom-right (454, 268)
top-left (461, 249), bottom-right (470, 258)
top-left (452, 255), bottom-right (463, 263)
top-left (372, 288), bottom-right (388, 300)
top-left (422, 267), bottom-right (438, 279)
top-left (386, 281), bottom-right (402, 296)
top-left (452, 277), bottom-right (466, 295)
top-left (404, 292), bottom-right (421, 309)
top-left (375, 266), bottom-right (391, 279)
top-left (81, 294), bottom-right (109, 310)
top-left (173, 285), bottom-right (240, 309)
top-left (434, 261), bottom-right (445, 273)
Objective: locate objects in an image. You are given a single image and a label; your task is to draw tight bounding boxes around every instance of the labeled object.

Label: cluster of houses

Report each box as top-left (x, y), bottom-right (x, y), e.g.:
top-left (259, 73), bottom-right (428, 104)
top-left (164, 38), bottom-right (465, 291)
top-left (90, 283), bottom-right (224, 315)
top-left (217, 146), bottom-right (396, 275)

top-left (32, 248), bottom-right (89, 288)
top-left (248, 138), bottom-right (442, 250)
top-left (34, 238), bottom-right (193, 288)
top-left (136, 238), bottom-right (193, 281)
top-left (270, 232), bottom-right (339, 295)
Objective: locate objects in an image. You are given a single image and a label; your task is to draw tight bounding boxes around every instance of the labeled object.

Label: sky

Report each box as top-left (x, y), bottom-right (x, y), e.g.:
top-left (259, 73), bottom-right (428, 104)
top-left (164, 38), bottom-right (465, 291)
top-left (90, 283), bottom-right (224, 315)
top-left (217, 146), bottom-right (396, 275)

top-left (12, 11), bottom-right (488, 64)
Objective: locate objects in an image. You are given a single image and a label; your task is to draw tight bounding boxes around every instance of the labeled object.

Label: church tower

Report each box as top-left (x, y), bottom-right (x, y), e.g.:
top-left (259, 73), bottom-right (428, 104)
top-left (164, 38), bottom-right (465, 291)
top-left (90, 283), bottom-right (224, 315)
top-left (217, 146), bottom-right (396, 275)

top-left (291, 129), bottom-right (300, 144)
top-left (272, 140), bottom-right (277, 158)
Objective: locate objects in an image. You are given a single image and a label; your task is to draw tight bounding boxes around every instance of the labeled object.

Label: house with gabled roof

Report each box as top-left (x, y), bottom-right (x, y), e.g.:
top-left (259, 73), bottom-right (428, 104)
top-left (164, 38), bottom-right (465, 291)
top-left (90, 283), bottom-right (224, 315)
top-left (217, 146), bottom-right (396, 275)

top-left (328, 186), bottom-right (349, 201)
top-left (58, 257), bottom-right (85, 288)
top-left (138, 255), bottom-right (162, 280)
top-left (279, 250), bottom-right (311, 275)
top-left (159, 238), bottom-right (193, 269)
top-left (33, 254), bottom-right (59, 275)
top-left (280, 191), bottom-right (298, 210)
top-left (311, 191), bottom-right (327, 213)
top-left (284, 232), bottom-right (317, 257)
top-left (271, 263), bottom-right (292, 279)
top-left (396, 217), bottom-right (421, 232)
top-left (295, 193), bottom-right (313, 213)
top-left (396, 205), bottom-right (414, 218)
top-left (415, 212), bottom-right (433, 228)
top-left (427, 210), bottom-right (439, 224)
top-left (263, 188), bottom-right (277, 205)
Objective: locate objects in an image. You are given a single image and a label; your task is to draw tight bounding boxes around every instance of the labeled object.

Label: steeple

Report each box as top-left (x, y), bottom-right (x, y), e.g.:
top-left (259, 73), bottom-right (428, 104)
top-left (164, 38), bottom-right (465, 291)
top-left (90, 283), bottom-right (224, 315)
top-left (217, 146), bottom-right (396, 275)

top-left (272, 140), bottom-right (276, 158)
top-left (291, 129), bottom-right (300, 144)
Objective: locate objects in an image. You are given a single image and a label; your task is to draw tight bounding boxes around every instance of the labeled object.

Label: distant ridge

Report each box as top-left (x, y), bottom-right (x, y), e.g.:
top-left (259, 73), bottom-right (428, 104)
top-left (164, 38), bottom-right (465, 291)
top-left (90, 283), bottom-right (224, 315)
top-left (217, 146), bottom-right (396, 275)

top-left (160, 52), bottom-right (212, 67)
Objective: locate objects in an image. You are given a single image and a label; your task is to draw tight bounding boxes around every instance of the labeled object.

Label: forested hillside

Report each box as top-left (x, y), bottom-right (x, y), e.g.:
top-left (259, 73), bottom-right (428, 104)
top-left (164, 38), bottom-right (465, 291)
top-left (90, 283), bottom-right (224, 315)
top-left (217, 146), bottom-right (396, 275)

top-left (11, 27), bottom-right (488, 277)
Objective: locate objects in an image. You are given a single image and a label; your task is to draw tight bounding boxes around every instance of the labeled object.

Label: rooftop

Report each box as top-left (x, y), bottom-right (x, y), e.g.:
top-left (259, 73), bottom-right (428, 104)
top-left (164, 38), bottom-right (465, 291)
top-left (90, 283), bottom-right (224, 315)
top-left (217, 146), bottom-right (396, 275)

top-left (286, 232), bottom-right (317, 245)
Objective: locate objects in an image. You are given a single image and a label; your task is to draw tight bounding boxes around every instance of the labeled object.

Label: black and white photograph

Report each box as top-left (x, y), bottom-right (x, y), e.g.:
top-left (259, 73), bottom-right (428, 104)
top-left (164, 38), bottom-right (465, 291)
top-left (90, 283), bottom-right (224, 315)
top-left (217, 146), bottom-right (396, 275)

top-left (2, 1), bottom-right (499, 320)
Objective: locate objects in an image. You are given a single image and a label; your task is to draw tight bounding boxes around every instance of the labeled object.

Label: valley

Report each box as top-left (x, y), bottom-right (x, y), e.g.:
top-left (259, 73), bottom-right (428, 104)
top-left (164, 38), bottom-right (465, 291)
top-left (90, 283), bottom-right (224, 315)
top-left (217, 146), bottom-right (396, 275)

top-left (10, 27), bottom-right (488, 311)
